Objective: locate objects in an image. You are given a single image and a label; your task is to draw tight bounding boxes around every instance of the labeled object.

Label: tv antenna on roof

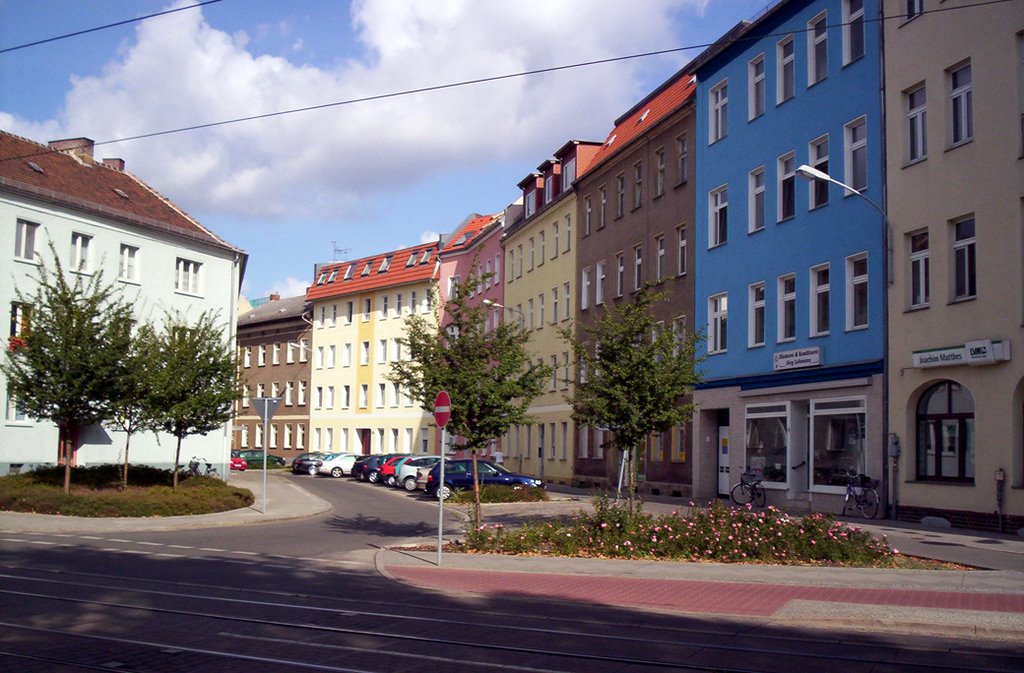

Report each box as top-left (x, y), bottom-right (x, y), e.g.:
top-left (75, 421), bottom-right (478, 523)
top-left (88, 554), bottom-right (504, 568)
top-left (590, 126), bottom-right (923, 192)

top-left (331, 241), bottom-right (350, 262)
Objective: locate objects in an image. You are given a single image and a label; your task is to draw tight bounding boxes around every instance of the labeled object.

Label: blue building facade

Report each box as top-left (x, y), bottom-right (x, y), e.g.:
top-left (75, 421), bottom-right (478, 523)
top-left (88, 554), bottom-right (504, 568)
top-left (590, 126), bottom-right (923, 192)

top-left (690, 0), bottom-right (886, 511)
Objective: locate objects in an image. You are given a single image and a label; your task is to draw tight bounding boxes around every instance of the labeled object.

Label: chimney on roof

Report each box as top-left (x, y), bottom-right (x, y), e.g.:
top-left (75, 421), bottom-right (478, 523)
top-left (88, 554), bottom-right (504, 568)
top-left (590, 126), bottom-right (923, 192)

top-left (269, 292), bottom-right (281, 302)
top-left (48, 137), bottom-right (95, 159)
top-left (102, 158), bottom-right (125, 170)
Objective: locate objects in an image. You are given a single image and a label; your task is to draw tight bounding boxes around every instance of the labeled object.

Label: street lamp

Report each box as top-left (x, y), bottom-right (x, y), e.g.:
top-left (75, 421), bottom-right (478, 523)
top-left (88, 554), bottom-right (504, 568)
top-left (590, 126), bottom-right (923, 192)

top-left (482, 299), bottom-right (525, 328)
top-left (796, 164), bottom-right (894, 520)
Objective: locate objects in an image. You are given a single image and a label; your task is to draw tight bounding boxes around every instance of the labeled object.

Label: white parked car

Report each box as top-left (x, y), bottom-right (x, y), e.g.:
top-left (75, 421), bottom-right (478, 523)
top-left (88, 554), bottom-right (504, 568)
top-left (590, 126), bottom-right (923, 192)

top-left (397, 456), bottom-right (441, 491)
top-left (317, 453), bottom-right (360, 478)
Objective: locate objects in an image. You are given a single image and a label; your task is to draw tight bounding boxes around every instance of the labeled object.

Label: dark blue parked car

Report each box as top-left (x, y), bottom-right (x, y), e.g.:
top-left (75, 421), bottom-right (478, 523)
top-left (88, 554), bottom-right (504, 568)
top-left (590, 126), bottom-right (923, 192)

top-left (424, 459), bottom-right (543, 499)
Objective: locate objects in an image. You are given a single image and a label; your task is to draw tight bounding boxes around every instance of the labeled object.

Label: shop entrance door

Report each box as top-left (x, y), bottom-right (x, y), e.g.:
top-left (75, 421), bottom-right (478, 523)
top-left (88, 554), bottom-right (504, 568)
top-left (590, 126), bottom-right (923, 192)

top-left (717, 426), bottom-right (730, 496)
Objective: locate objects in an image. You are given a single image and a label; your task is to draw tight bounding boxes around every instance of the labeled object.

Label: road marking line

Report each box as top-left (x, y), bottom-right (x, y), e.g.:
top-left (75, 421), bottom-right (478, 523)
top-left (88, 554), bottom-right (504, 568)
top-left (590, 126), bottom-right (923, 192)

top-left (199, 547), bottom-right (226, 552)
top-left (79, 535), bottom-right (103, 540)
top-left (136, 542), bottom-right (163, 546)
top-left (108, 538), bottom-right (132, 543)
top-left (230, 550), bottom-right (259, 556)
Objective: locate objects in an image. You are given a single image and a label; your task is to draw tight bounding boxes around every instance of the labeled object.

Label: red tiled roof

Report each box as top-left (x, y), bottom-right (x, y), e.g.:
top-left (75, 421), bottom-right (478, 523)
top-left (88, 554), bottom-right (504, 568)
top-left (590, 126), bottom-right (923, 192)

top-left (440, 212), bottom-right (501, 255)
top-left (583, 70), bottom-right (697, 176)
top-left (0, 131), bottom-right (240, 252)
top-left (306, 241), bottom-right (439, 301)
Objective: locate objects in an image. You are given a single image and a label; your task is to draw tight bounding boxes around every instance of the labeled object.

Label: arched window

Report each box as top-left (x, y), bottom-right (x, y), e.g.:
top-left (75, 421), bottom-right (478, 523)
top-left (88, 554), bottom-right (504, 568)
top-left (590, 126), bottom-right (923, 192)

top-left (916, 381), bottom-right (974, 482)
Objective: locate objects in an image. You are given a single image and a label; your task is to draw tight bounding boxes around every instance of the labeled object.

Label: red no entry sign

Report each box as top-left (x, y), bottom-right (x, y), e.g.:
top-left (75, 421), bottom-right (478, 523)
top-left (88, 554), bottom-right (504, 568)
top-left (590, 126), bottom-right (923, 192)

top-left (433, 390), bottom-right (451, 428)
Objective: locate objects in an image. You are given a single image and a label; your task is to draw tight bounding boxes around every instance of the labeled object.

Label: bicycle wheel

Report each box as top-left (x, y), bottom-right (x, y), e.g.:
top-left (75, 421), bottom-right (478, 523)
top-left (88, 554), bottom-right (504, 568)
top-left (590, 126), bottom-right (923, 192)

top-left (730, 482), bottom-right (752, 506)
top-left (752, 483), bottom-right (766, 507)
top-left (860, 488), bottom-right (879, 519)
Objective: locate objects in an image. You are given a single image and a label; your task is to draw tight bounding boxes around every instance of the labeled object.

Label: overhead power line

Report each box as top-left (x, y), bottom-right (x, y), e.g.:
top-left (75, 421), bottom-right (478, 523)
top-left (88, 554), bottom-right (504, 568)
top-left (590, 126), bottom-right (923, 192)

top-left (0, 0), bottom-right (1016, 164)
top-left (0, 0), bottom-right (224, 55)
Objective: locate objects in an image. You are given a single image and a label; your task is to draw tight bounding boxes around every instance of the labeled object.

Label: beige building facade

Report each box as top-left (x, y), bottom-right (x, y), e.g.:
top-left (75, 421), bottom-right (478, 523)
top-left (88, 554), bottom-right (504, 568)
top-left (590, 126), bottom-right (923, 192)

top-left (884, 1), bottom-right (1024, 531)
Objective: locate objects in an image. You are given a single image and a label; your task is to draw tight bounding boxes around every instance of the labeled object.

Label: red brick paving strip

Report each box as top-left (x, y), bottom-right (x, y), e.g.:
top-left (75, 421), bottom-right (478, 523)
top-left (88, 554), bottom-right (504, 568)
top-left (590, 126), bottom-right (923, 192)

top-left (388, 567), bottom-right (1024, 617)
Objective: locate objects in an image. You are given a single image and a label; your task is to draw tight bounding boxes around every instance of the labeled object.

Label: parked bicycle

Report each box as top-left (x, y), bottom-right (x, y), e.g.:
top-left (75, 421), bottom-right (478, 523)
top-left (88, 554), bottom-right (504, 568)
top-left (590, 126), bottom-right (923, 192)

top-left (842, 472), bottom-right (879, 519)
top-left (186, 457), bottom-right (219, 478)
top-left (730, 471), bottom-right (766, 507)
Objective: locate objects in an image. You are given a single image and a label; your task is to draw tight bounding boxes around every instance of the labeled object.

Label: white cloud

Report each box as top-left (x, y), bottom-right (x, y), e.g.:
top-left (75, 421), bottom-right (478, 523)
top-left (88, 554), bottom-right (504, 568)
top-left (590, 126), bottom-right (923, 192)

top-left (5, 0), bottom-right (700, 225)
top-left (419, 230), bottom-right (441, 245)
top-left (267, 276), bottom-right (311, 299)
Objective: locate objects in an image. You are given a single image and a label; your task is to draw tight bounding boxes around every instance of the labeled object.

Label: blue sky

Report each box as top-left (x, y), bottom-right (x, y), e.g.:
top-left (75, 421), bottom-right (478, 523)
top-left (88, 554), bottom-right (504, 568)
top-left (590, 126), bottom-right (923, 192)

top-left (0, 0), bottom-right (767, 299)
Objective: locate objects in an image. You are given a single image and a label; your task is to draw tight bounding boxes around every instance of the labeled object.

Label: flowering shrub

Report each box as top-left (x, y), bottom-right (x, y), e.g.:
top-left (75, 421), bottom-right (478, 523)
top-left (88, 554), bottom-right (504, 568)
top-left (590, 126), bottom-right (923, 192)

top-left (7, 335), bottom-right (27, 353)
top-left (464, 498), bottom-right (894, 566)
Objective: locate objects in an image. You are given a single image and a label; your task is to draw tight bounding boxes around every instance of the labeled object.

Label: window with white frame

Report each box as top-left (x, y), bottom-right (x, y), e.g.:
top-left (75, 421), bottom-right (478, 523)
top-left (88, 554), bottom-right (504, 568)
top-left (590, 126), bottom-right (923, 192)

top-left (341, 342), bottom-right (351, 367)
top-left (296, 424), bottom-right (305, 449)
top-left (285, 381), bottom-right (293, 406)
top-left (360, 340), bottom-right (369, 365)
top-left (272, 343), bottom-right (281, 365)
top-left (778, 274), bottom-right (796, 342)
top-left (240, 424), bottom-right (248, 448)
top-left (175, 257), bottom-right (201, 294)
top-left (809, 135), bottom-right (829, 209)
top-left (778, 153), bottom-right (796, 220)
top-left (777, 36), bottom-right (795, 104)
top-left (258, 345), bottom-right (266, 367)
top-left (615, 174), bottom-right (625, 217)
top-left (843, 0), bottom-right (865, 64)
top-left (359, 384), bottom-right (368, 408)
top-left (710, 80), bottom-right (728, 142)
top-left (298, 380), bottom-right (306, 405)
top-left (633, 245), bottom-right (643, 291)
top-left (595, 261), bottom-right (606, 305)
top-left (562, 157), bottom-right (576, 190)
top-left (949, 63), bottom-right (973, 146)
top-left (342, 384), bottom-right (350, 408)
top-left (908, 230), bottom-right (930, 308)
top-left (544, 175), bottom-right (553, 204)
top-left (362, 298), bottom-right (371, 320)
top-left (314, 386), bottom-right (323, 409)
top-left (580, 267), bottom-right (590, 310)
top-left (528, 238), bottom-right (535, 271)
top-left (378, 338), bottom-right (387, 363)
top-left (807, 12), bottom-right (827, 86)
top-left (655, 236), bottom-right (665, 279)
top-left (810, 264), bottom-right (830, 336)
top-left (709, 186), bottom-right (728, 247)
top-left (583, 196), bottom-right (593, 235)
top-left (524, 188), bottom-right (536, 218)
top-left (745, 402), bottom-right (789, 483)
top-left (286, 342), bottom-right (295, 364)
top-left (315, 345), bottom-right (324, 369)
top-left (539, 231), bottom-right (546, 265)
top-left (271, 423), bottom-right (280, 450)
top-left (597, 188), bottom-right (607, 229)
top-left (905, 0), bottom-right (923, 21)
top-left (748, 282), bottom-right (765, 347)
top-left (708, 293), bottom-right (728, 354)
top-left (70, 232), bottom-right (91, 272)
top-left (748, 168), bottom-right (765, 233)
top-left (14, 219), bottom-right (39, 262)
top-left (811, 397), bottom-right (866, 488)
top-left (312, 427), bottom-right (321, 452)
top-left (655, 148), bottom-right (666, 196)
top-left (676, 134), bottom-right (688, 184)
top-left (615, 253), bottom-right (625, 297)
top-left (906, 85), bottom-right (927, 163)
top-left (676, 226), bottom-right (687, 275)
top-left (299, 339), bottom-right (308, 363)
top-left (952, 217), bottom-right (976, 300)
top-left (243, 347), bottom-right (251, 368)
top-left (749, 54), bottom-right (765, 120)
top-left (564, 214), bottom-right (572, 252)
top-left (846, 254), bottom-right (869, 329)
top-left (563, 282), bottom-right (571, 320)
top-left (284, 424), bottom-right (292, 449)
top-left (633, 161), bottom-right (644, 208)
top-left (325, 385), bottom-right (334, 409)
top-left (579, 427), bottom-right (589, 459)
top-left (378, 383), bottom-right (386, 408)
top-left (845, 116), bottom-right (867, 192)
top-left (118, 244), bottom-right (139, 282)
top-left (538, 294), bottom-right (545, 327)
top-left (551, 288), bottom-right (558, 325)
top-left (493, 254), bottom-right (501, 283)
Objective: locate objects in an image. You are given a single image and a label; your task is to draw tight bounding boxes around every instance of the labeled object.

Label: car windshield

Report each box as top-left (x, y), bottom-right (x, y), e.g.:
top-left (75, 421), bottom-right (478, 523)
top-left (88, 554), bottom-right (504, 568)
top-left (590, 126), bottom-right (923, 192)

top-left (322, 454), bottom-right (336, 460)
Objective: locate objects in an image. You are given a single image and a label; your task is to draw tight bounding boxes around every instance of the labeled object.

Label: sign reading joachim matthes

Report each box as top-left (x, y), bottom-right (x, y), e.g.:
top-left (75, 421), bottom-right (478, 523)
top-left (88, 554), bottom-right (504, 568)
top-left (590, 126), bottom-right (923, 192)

top-left (773, 346), bottom-right (822, 371)
top-left (912, 339), bottom-right (1011, 369)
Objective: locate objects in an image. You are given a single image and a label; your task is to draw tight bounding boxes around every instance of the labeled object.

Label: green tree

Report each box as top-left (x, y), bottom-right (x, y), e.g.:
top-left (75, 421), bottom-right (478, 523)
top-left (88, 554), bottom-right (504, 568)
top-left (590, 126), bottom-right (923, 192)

top-left (388, 278), bottom-right (551, 525)
top-left (561, 285), bottom-right (702, 515)
top-left (1, 246), bottom-right (134, 494)
top-left (104, 322), bottom-right (160, 488)
top-left (146, 311), bottom-right (239, 488)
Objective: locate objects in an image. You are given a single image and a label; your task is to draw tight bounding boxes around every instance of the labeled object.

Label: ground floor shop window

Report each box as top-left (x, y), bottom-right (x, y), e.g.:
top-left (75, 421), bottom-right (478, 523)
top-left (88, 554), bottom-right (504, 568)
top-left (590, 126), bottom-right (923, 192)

top-left (916, 380), bottom-right (974, 482)
top-left (745, 403), bottom-right (788, 483)
top-left (810, 397), bottom-right (865, 487)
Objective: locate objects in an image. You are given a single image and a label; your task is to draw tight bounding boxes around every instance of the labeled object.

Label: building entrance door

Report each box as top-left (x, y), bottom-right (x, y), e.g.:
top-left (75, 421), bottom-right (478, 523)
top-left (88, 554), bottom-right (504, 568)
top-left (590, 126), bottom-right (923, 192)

top-left (358, 429), bottom-right (371, 455)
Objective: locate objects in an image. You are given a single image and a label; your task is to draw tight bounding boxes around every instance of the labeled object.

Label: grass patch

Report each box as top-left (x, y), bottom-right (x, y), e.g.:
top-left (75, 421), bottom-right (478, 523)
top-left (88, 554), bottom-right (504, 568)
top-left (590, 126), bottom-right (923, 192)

top-left (465, 497), bottom-right (931, 568)
top-left (0, 464), bottom-right (255, 517)
top-left (448, 485), bottom-right (550, 504)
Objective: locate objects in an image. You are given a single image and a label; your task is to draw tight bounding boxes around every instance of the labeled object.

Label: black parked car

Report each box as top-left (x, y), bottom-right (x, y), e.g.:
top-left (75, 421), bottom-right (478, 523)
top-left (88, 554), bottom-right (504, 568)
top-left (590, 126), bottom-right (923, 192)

top-left (424, 459), bottom-right (543, 499)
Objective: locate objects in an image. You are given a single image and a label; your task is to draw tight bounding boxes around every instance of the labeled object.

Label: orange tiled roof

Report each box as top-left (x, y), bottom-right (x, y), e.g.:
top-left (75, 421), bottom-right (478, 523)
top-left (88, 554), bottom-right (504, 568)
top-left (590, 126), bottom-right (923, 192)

top-left (440, 212), bottom-right (501, 255)
top-left (583, 70), bottom-right (697, 177)
top-left (306, 241), bottom-right (439, 301)
top-left (0, 131), bottom-right (240, 252)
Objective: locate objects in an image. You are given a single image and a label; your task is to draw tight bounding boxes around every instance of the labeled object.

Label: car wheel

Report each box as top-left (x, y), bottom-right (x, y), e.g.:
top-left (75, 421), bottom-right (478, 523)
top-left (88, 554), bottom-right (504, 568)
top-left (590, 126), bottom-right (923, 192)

top-left (403, 476), bottom-right (417, 491)
top-left (330, 467), bottom-right (343, 478)
top-left (368, 471), bottom-right (380, 483)
top-left (438, 484), bottom-right (452, 500)
top-left (308, 465), bottom-right (318, 476)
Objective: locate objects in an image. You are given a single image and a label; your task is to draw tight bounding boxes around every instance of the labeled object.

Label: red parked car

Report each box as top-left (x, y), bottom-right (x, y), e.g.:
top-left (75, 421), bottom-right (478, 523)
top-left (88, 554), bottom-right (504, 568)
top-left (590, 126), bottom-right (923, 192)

top-left (376, 454), bottom-right (412, 485)
top-left (230, 455), bottom-right (247, 471)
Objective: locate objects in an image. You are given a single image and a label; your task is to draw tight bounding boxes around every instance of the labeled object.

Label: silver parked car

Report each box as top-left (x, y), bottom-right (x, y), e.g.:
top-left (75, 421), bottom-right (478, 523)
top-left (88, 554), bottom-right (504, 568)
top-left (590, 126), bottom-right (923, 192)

top-left (396, 455), bottom-right (441, 491)
top-left (317, 453), bottom-right (360, 478)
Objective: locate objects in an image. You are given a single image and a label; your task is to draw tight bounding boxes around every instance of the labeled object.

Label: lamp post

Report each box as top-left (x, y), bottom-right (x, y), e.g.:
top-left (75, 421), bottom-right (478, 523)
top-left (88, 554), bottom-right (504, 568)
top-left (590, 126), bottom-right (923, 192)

top-left (796, 164), bottom-right (893, 520)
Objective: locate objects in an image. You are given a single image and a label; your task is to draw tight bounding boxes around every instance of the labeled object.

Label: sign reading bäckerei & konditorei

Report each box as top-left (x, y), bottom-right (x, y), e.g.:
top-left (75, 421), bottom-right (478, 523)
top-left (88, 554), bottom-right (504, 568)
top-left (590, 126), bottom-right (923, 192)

top-left (912, 339), bottom-right (1011, 369)
top-left (773, 346), bottom-right (821, 371)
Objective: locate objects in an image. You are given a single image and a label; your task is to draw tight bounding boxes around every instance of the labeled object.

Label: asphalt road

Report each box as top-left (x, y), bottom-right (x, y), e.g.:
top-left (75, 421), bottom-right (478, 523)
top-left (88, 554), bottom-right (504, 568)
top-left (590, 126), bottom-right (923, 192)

top-left (1, 475), bottom-right (1021, 673)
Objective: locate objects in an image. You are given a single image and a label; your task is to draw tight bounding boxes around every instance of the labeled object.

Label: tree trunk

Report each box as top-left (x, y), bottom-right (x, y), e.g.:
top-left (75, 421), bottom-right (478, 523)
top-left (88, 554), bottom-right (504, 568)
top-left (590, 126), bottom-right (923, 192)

top-left (172, 434), bottom-right (183, 489)
top-left (58, 424), bottom-right (71, 495)
top-left (627, 446), bottom-right (637, 518)
top-left (470, 450), bottom-right (482, 528)
top-left (121, 433), bottom-right (132, 489)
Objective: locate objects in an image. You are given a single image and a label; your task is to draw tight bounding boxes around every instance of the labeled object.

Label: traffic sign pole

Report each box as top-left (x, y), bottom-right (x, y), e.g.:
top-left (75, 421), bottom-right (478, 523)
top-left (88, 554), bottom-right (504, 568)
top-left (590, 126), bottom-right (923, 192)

top-left (434, 391), bottom-right (450, 566)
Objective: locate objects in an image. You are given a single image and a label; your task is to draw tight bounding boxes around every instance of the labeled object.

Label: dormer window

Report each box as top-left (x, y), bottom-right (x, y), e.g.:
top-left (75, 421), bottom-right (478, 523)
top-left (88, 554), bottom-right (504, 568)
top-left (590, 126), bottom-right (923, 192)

top-left (406, 252), bottom-right (417, 267)
top-left (379, 255), bottom-right (392, 272)
top-left (343, 264), bottom-right (354, 280)
top-left (561, 157), bottom-right (576, 190)
top-left (420, 249), bottom-right (432, 264)
top-left (361, 262), bottom-right (372, 276)
top-left (327, 268), bottom-right (339, 283)
top-left (544, 176), bottom-right (554, 204)
top-left (524, 188), bottom-right (536, 218)
top-left (316, 271), bottom-right (328, 285)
